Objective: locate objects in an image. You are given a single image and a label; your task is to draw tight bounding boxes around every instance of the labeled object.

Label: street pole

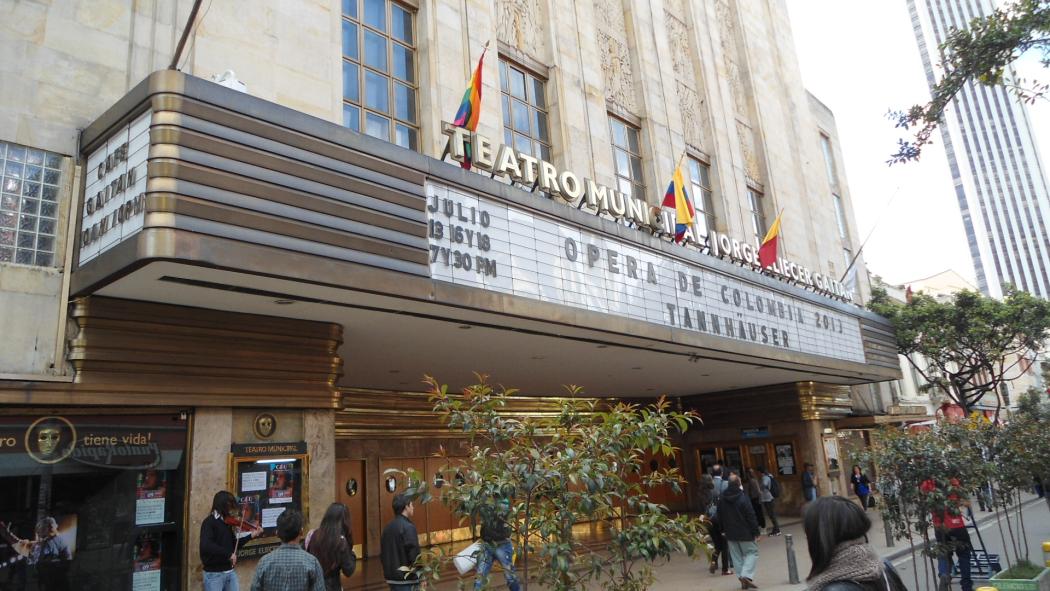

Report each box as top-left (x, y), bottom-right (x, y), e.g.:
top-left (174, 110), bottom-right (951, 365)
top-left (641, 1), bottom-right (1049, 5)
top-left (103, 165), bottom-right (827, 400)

top-left (785, 533), bottom-right (800, 584)
top-left (884, 518), bottom-right (895, 548)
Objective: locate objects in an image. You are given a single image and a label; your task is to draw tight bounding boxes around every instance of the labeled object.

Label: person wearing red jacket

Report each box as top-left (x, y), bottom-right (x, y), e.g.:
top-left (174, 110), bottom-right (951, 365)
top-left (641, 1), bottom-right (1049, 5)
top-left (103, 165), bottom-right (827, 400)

top-left (920, 478), bottom-right (972, 591)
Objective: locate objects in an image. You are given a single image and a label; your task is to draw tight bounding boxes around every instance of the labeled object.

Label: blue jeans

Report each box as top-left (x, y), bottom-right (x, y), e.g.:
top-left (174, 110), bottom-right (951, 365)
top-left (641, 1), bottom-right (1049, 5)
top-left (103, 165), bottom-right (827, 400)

top-left (804, 487), bottom-right (818, 502)
top-left (203, 570), bottom-right (238, 591)
top-left (727, 540), bottom-right (759, 581)
top-left (936, 527), bottom-right (973, 591)
top-left (475, 540), bottom-right (521, 591)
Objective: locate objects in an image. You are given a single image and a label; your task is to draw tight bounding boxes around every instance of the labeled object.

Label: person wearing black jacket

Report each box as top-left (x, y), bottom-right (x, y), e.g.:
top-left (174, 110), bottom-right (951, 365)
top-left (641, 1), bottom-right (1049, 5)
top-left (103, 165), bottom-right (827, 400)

top-left (380, 494), bottom-right (421, 590)
top-left (716, 474), bottom-right (761, 590)
top-left (200, 491), bottom-right (261, 591)
top-left (474, 496), bottom-right (520, 591)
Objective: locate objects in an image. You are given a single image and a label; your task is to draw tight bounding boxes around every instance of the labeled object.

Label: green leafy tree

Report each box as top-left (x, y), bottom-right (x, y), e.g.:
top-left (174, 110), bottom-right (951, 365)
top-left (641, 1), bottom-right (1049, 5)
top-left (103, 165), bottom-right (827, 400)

top-left (868, 286), bottom-right (1050, 418)
top-left (391, 376), bottom-right (709, 591)
top-left (889, 0), bottom-right (1050, 163)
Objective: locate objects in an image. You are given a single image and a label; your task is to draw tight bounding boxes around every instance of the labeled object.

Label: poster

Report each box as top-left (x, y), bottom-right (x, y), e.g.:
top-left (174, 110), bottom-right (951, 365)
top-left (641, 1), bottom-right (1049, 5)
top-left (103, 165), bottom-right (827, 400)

top-left (775, 443), bottom-right (795, 475)
top-left (135, 469), bottom-right (167, 525)
top-left (261, 507), bottom-right (286, 529)
top-left (823, 436), bottom-right (841, 473)
top-left (239, 494), bottom-right (262, 530)
top-left (132, 533), bottom-right (162, 591)
top-left (241, 471), bottom-right (267, 492)
top-left (268, 464), bottom-right (295, 504)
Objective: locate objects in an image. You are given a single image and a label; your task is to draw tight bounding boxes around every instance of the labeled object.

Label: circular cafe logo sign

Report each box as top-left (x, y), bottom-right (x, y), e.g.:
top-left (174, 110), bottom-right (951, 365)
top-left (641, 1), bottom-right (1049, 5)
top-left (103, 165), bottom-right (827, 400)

top-left (25, 416), bottom-right (77, 465)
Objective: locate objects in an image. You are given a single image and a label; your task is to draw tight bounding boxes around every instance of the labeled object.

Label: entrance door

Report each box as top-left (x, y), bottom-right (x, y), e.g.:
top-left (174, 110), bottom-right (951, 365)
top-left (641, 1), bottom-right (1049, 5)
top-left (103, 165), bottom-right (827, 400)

top-left (697, 448), bottom-right (718, 478)
top-left (723, 447), bottom-right (743, 474)
top-left (335, 459), bottom-right (367, 558)
top-left (746, 445), bottom-right (770, 474)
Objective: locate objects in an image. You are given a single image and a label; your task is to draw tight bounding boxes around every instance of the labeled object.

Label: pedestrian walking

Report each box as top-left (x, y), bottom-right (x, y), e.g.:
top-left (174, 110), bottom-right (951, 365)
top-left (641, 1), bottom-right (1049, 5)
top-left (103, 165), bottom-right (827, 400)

top-left (250, 509), bottom-right (325, 591)
top-left (802, 463), bottom-right (819, 505)
top-left (745, 469), bottom-right (767, 529)
top-left (305, 503), bottom-right (358, 591)
top-left (200, 491), bottom-right (262, 591)
top-left (802, 496), bottom-right (907, 591)
top-left (850, 465), bottom-right (873, 511)
top-left (716, 473), bottom-right (760, 589)
top-left (920, 477), bottom-right (973, 591)
top-left (697, 473), bottom-right (714, 516)
top-left (381, 494), bottom-right (421, 591)
top-left (474, 495), bottom-right (521, 591)
top-left (707, 464), bottom-right (733, 576)
top-left (759, 468), bottom-right (781, 536)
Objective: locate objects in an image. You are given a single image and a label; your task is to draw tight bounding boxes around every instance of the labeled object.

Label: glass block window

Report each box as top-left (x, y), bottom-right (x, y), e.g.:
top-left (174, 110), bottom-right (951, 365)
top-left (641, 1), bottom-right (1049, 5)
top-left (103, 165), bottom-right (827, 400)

top-left (499, 59), bottom-right (550, 162)
top-left (609, 116), bottom-right (645, 200)
top-left (341, 0), bottom-right (418, 150)
top-left (747, 187), bottom-right (768, 243)
top-left (0, 141), bottom-right (64, 266)
top-left (833, 193), bottom-right (850, 240)
top-left (820, 134), bottom-right (839, 190)
top-left (686, 157), bottom-right (716, 239)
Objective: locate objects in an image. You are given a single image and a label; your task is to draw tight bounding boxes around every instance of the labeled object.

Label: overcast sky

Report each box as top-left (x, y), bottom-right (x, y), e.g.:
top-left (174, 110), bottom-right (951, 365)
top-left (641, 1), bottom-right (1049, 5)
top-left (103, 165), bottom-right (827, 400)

top-left (786, 0), bottom-right (1050, 287)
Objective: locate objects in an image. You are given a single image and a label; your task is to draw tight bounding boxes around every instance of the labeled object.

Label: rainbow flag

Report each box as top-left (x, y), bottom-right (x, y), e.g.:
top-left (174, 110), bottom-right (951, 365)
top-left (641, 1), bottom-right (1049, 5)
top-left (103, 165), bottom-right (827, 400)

top-left (662, 165), bottom-right (695, 243)
top-left (452, 44), bottom-right (488, 170)
top-left (758, 211), bottom-right (783, 269)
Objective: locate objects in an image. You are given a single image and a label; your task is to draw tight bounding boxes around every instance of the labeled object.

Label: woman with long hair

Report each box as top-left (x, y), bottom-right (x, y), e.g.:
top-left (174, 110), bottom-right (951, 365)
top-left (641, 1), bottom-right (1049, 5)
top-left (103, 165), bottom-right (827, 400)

top-left (306, 503), bottom-right (357, 591)
top-left (803, 497), bottom-right (907, 591)
top-left (850, 465), bottom-right (873, 511)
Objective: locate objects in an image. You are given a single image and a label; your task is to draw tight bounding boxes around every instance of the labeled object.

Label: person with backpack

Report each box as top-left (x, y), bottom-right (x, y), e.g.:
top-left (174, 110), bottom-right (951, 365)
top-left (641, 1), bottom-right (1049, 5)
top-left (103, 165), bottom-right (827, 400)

top-left (707, 464), bottom-right (733, 576)
top-left (716, 473), bottom-right (761, 589)
top-left (760, 468), bottom-right (782, 536)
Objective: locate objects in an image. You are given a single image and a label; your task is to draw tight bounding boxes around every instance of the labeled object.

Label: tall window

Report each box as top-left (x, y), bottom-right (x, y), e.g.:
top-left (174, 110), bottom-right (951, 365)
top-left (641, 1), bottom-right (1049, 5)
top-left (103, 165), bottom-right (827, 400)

top-left (499, 60), bottom-right (550, 162)
top-left (833, 194), bottom-right (849, 240)
top-left (747, 187), bottom-right (768, 242)
top-left (820, 134), bottom-right (839, 189)
top-left (0, 141), bottom-right (63, 266)
top-left (609, 116), bottom-right (644, 200)
top-left (686, 157), bottom-right (716, 239)
top-left (341, 0), bottom-right (418, 150)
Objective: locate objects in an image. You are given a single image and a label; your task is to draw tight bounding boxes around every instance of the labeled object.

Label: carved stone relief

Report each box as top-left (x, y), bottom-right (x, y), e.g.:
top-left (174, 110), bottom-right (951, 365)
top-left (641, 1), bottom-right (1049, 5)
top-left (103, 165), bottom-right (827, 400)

top-left (736, 119), bottom-right (762, 184)
top-left (594, 0), bottom-right (627, 40)
top-left (497, 0), bottom-right (544, 58)
top-left (598, 31), bottom-right (638, 113)
top-left (676, 82), bottom-right (708, 149)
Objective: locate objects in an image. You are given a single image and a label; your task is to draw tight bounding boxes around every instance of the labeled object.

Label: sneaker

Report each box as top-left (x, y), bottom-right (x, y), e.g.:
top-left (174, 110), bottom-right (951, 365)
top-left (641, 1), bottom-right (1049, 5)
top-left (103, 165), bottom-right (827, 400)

top-left (709, 561), bottom-right (717, 574)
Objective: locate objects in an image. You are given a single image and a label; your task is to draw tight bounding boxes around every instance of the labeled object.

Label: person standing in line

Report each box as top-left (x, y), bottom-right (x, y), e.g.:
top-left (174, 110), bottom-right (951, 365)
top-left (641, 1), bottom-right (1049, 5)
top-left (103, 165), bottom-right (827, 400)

top-left (759, 468), bottom-right (781, 536)
top-left (200, 491), bottom-right (262, 591)
top-left (920, 477), bottom-right (973, 591)
top-left (802, 463), bottom-right (820, 506)
top-left (381, 494), bottom-right (421, 591)
top-left (708, 464), bottom-right (733, 576)
top-left (850, 466), bottom-right (873, 511)
top-left (745, 469), bottom-right (767, 530)
top-left (250, 509), bottom-right (326, 591)
top-left (697, 473), bottom-right (714, 517)
top-left (305, 503), bottom-right (358, 591)
top-left (716, 473), bottom-right (761, 590)
top-left (802, 496), bottom-right (907, 591)
top-left (474, 495), bottom-right (521, 591)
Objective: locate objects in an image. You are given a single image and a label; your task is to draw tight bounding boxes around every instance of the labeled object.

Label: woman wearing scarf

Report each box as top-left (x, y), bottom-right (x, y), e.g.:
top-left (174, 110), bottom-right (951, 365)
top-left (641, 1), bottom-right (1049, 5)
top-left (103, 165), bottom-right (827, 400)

top-left (803, 497), bottom-right (907, 591)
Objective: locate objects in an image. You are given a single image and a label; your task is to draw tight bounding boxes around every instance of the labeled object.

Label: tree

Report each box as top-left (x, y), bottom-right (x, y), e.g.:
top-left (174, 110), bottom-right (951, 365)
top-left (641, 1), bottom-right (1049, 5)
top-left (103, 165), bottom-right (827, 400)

top-left (888, 0), bottom-right (1050, 164)
top-left (868, 286), bottom-right (1050, 418)
top-left (392, 376), bottom-right (708, 591)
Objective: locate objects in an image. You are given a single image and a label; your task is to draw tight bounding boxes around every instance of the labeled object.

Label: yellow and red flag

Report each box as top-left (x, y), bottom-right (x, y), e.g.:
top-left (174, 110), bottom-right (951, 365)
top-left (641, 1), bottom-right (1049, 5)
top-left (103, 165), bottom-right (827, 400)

top-left (757, 211), bottom-right (783, 269)
top-left (661, 165), bottom-right (695, 243)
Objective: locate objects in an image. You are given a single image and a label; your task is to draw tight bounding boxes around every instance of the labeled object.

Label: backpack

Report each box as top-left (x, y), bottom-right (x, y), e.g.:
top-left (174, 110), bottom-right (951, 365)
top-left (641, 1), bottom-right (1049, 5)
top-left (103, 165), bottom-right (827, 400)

top-left (767, 474), bottom-right (781, 499)
top-left (707, 476), bottom-right (728, 518)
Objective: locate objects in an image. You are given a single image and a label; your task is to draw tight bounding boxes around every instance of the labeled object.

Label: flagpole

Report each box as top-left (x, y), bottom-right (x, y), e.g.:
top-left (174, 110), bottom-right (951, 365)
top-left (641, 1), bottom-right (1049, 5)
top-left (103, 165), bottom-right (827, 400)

top-left (838, 186), bottom-right (902, 282)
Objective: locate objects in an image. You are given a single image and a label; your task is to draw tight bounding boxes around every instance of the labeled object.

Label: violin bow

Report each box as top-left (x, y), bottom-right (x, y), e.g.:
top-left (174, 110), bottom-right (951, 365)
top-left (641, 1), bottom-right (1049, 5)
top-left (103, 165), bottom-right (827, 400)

top-left (233, 497), bottom-right (249, 553)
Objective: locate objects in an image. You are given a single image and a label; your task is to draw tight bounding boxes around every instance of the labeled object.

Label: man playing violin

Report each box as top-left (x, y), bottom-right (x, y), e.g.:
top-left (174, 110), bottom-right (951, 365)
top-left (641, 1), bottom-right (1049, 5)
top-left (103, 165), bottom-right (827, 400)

top-left (0, 516), bottom-right (72, 590)
top-left (200, 490), bottom-right (263, 591)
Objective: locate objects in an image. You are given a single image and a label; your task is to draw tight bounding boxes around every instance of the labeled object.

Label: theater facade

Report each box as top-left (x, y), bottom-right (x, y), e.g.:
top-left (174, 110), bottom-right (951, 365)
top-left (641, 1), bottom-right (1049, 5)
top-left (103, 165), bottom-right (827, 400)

top-left (1, 70), bottom-right (898, 588)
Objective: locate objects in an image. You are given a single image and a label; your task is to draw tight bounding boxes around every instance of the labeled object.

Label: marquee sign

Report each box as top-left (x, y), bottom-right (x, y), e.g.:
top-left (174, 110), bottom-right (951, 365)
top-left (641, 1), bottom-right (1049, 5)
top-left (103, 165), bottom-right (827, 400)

top-left (426, 181), bottom-right (866, 364)
top-left (442, 122), bottom-right (856, 303)
top-left (79, 110), bottom-right (150, 265)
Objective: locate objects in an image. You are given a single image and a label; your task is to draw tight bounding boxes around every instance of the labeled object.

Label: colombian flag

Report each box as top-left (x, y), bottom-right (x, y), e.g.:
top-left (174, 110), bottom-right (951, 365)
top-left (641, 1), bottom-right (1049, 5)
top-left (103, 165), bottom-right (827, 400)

top-left (758, 211), bottom-right (783, 269)
top-left (662, 165), bottom-right (695, 243)
top-left (452, 44), bottom-right (488, 170)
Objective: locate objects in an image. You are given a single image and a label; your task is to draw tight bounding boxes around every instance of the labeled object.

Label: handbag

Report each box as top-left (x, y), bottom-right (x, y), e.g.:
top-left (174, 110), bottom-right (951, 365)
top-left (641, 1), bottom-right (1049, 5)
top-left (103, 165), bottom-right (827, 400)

top-left (454, 540), bottom-right (483, 575)
top-left (867, 494), bottom-right (877, 508)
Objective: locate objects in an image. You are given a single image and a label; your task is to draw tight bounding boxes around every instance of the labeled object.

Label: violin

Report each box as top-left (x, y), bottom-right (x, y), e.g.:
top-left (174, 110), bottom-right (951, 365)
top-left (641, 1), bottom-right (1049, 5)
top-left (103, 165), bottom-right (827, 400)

top-left (223, 514), bottom-right (262, 533)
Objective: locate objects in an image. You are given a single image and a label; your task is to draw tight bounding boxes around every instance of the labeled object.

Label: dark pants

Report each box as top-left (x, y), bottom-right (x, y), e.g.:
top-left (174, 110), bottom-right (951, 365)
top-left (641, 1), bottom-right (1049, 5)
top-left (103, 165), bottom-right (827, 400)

top-left (935, 527), bottom-right (972, 591)
top-left (750, 498), bottom-right (766, 528)
top-left (711, 527), bottom-right (731, 573)
top-left (762, 500), bottom-right (780, 532)
top-left (858, 493), bottom-right (870, 510)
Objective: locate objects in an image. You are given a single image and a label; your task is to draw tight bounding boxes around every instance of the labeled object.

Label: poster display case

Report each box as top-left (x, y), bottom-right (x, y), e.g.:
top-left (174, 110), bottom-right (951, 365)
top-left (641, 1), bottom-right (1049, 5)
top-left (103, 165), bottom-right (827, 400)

top-left (228, 442), bottom-right (309, 559)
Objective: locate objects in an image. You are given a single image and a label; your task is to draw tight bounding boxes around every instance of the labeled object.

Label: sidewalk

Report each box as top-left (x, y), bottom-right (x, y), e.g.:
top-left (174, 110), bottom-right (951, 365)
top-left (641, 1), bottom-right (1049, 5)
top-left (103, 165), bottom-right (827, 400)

top-left (344, 496), bottom-right (1046, 591)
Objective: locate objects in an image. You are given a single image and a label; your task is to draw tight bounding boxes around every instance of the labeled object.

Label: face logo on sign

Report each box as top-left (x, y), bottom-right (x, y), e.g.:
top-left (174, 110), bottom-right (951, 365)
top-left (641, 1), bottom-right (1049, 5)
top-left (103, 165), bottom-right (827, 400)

top-left (253, 413), bottom-right (277, 439)
top-left (25, 416), bottom-right (77, 465)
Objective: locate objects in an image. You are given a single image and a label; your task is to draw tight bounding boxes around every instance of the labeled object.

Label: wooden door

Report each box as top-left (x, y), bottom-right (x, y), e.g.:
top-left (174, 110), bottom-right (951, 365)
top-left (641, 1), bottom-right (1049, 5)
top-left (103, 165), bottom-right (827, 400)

top-left (335, 459), bottom-right (367, 558)
top-left (378, 458), bottom-right (427, 543)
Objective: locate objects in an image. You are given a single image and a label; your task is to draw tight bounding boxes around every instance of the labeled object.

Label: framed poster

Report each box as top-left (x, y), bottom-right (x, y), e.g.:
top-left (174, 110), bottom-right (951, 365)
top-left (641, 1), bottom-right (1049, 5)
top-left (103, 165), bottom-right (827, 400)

top-left (228, 442), bottom-right (309, 559)
top-left (823, 435), bottom-right (841, 473)
top-left (774, 443), bottom-right (796, 476)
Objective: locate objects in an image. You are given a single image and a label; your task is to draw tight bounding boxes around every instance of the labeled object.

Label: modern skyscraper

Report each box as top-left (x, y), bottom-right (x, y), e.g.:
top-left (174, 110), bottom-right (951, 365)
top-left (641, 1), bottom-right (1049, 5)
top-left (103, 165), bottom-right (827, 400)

top-left (908, 0), bottom-right (1050, 298)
